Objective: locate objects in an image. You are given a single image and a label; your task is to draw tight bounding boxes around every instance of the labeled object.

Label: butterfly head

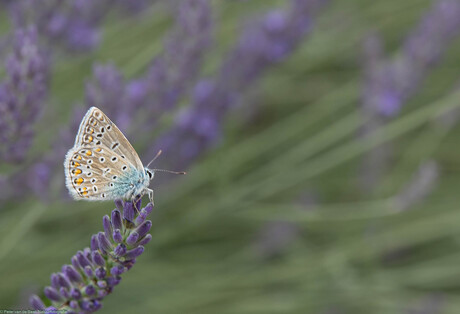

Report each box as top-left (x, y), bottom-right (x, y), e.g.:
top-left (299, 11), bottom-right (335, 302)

top-left (145, 168), bottom-right (154, 181)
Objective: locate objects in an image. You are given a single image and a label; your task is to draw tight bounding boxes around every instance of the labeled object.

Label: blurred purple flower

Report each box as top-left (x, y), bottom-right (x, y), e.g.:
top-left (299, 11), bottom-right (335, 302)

top-left (363, 0), bottom-right (460, 117)
top-left (85, 64), bottom-right (128, 129)
top-left (30, 200), bottom-right (153, 312)
top-left (359, 0), bottom-right (460, 192)
top-left (6, 0), bottom-right (148, 52)
top-left (0, 26), bottom-right (49, 163)
top-left (85, 0), bottom-right (213, 135)
top-left (152, 0), bottom-right (328, 168)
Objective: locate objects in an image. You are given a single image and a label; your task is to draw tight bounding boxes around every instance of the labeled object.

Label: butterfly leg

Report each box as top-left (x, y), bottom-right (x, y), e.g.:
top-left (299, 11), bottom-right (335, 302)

top-left (133, 198), bottom-right (141, 216)
top-left (146, 188), bottom-right (154, 207)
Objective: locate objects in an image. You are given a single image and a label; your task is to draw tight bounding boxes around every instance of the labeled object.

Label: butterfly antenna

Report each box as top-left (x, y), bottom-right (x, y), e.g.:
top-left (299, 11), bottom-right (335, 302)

top-left (152, 169), bottom-right (187, 175)
top-left (146, 150), bottom-right (163, 168)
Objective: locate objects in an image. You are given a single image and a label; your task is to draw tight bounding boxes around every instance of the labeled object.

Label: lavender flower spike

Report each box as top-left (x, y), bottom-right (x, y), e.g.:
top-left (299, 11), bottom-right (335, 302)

top-left (30, 200), bottom-right (153, 313)
top-left (364, 0), bottom-right (460, 117)
top-left (152, 0), bottom-right (328, 168)
top-left (0, 26), bottom-right (49, 163)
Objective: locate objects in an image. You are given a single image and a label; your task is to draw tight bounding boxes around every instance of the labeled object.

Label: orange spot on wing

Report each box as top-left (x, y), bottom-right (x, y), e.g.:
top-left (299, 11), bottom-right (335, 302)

top-left (75, 178), bottom-right (84, 185)
top-left (72, 162), bottom-right (81, 167)
top-left (82, 191), bottom-right (88, 196)
top-left (73, 169), bottom-right (82, 175)
top-left (95, 148), bottom-right (102, 152)
top-left (86, 150), bottom-right (92, 156)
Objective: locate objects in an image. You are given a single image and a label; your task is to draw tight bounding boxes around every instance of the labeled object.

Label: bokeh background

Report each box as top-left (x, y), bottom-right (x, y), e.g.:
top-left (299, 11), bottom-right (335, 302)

top-left (1, 0), bottom-right (460, 313)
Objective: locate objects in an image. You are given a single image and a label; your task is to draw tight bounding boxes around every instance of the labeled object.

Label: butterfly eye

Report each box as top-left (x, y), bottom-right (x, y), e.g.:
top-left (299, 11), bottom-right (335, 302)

top-left (146, 170), bottom-right (153, 179)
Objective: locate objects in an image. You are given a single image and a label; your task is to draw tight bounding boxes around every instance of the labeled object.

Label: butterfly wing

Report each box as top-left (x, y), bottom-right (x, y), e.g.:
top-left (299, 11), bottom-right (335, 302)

top-left (64, 107), bottom-right (145, 200)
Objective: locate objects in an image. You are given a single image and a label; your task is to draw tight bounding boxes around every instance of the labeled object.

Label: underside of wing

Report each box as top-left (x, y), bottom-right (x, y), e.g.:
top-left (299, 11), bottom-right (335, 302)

top-left (74, 107), bottom-right (144, 170)
top-left (64, 106), bottom-right (145, 200)
top-left (64, 146), bottom-right (141, 200)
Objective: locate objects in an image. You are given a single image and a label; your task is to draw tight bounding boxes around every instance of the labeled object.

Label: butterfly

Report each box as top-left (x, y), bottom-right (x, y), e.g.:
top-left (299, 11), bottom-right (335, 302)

top-left (64, 106), bottom-right (184, 205)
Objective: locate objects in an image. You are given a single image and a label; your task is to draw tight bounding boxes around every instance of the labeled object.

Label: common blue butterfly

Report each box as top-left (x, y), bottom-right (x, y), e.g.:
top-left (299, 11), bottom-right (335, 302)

top-left (64, 107), bottom-right (184, 205)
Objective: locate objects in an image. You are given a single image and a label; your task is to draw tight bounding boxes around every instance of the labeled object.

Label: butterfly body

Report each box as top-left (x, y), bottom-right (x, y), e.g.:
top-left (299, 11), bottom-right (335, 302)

top-left (64, 107), bottom-right (154, 203)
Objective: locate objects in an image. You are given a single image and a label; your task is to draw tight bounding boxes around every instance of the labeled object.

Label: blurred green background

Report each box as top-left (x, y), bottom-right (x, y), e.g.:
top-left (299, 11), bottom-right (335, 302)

top-left (3, 0), bottom-right (460, 313)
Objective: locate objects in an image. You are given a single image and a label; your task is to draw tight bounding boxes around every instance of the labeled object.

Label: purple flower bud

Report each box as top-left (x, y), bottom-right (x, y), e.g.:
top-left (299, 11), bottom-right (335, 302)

top-left (29, 295), bottom-right (45, 310)
top-left (97, 280), bottom-right (107, 288)
top-left (45, 306), bottom-right (59, 314)
top-left (138, 234), bottom-right (152, 246)
top-left (114, 243), bottom-right (127, 256)
top-left (135, 212), bottom-right (146, 225)
top-left (136, 220), bottom-right (152, 239)
top-left (93, 300), bottom-right (102, 311)
top-left (50, 273), bottom-right (60, 289)
top-left (107, 276), bottom-right (121, 287)
top-left (114, 199), bottom-right (124, 211)
top-left (71, 256), bottom-right (81, 270)
top-left (98, 232), bottom-right (113, 253)
top-left (91, 234), bottom-right (99, 251)
top-left (98, 289), bottom-right (108, 298)
top-left (80, 299), bottom-right (101, 312)
top-left (126, 232), bottom-right (139, 246)
top-left (143, 203), bottom-right (154, 215)
top-left (123, 201), bottom-right (135, 222)
top-left (70, 287), bottom-right (81, 299)
top-left (69, 300), bottom-right (79, 309)
top-left (95, 267), bottom-right (106, 280)
top-left (125, 246), bottom-right (144, 260)
top-left (84, 266), bottom-right (93, 278)
top-left (113, 229), bottom-right (123, 243)
top-left (83, 247), bottom-right (92, 259)
top-left (85, 284), bottom-right (96, 295)
top-left (59, 287), bottom-right (70, 299)
top-left (63, 265), bottom-right (82, 283)
top-left (111, 265), bottom-right (125, 276)
top-left (44, 286), bottom-right (61, 302)
top-left (57, 273), bottom-right (71, 289)
top-left (102, 215), bottom-right (113, 239)
top-left (76, 251), bottom-right (91, 268)
top-left (92, 251), bottom-right (105, 266)
top-left (125, 259), bottom-right (137, 270)
top-left (111, 209), bottom-right (123, 230)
